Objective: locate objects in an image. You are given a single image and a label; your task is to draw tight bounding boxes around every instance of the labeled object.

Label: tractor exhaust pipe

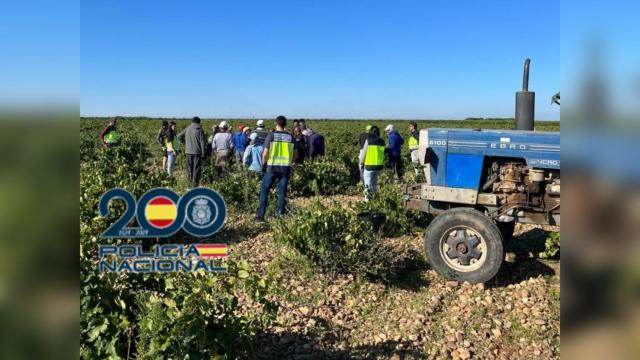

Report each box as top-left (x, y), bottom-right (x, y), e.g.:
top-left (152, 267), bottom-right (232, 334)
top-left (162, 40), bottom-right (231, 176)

top-left (522, 58), bottom-right (530, 91)
top-left (515, 58), bottom-right (535, 131)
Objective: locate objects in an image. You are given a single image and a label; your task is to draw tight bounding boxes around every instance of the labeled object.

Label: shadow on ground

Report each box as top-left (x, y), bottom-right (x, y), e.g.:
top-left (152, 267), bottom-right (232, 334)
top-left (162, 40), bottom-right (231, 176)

top-left (254, 326), bottom-right (425, 360)
top-left (381, 249), bottom-right (430, 292)
top-left (490, 228), bottom-right (557, 287)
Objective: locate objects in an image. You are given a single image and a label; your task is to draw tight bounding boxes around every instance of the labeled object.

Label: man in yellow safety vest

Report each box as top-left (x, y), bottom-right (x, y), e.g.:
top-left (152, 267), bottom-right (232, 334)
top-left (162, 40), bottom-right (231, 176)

top-left (358, 125), bottom-right (372, 183)
top-left (99, 117), bottom-right (120, 147)
top-left (359, 125), bottom-right (386, 199)
top-left (255, 115), bottom-right (296, 223)
top-left (408, 121), bottom-right (420, 174)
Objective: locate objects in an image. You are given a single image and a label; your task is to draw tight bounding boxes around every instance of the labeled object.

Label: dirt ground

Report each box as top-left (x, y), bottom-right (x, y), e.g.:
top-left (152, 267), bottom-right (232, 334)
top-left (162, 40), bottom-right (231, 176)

top-left (221, 195), bottom-right (560, 360)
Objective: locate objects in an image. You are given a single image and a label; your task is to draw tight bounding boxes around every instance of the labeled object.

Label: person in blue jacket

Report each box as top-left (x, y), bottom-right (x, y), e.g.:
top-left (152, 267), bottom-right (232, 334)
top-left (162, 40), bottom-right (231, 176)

top-left (384, 124), bottom-right (404, 182)
top-left (242, 132), bottom-right (264, 178)
top-left (232, 124), bottom-right (248, 162)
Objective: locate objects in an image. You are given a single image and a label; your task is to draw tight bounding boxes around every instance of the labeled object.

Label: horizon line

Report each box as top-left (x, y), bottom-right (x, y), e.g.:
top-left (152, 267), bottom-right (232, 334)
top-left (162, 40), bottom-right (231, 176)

top-left (80, 115), bottom-right (560, 122)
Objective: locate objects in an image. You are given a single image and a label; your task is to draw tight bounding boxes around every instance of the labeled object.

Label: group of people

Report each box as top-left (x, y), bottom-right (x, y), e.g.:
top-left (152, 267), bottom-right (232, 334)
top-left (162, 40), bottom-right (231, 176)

top-left (98, 116), bottom-right (420, 221)
top-left (171, 115), bottom-right (307, 223)
top-left (98, 116), bottom-right (326, 183)
top-left (358, 121), bottom-right (420, 198)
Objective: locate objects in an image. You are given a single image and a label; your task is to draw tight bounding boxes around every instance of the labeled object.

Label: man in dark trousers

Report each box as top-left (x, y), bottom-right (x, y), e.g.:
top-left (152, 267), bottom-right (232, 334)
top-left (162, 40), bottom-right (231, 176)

top-left (255, 115), bottom-right (296, 223)
top-left (178, 116), bottom-right (207, 188)
top-left (384, 124), bottom-right (404, 182)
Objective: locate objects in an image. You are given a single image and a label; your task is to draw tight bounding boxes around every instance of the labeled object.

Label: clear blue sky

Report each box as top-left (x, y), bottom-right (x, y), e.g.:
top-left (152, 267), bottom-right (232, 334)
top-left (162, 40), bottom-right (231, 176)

top-left (1, 0), bottom-right (78, 106)
top-left (81, 0), bottom-right (559, 120)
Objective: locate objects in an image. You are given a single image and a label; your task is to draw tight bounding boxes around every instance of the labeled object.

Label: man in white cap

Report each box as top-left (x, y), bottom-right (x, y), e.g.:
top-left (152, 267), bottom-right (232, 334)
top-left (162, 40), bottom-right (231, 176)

top-left (251, 119), bottom-right (269, 146)
top-left (385, 124), bottom-right (404, 182)
top-left (211, 121), bottom-right (234, 175)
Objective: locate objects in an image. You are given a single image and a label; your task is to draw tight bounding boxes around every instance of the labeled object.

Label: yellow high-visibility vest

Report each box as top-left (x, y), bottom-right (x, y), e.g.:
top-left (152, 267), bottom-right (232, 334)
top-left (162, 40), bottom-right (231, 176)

top-left (267, 132), bottom-right (293, 167)
top-left (364, 142), bottom-right (385, 167)
top-left (104, 130), bottom-right (119, 143)
top-left (408, 136), bottom-right (418, 150)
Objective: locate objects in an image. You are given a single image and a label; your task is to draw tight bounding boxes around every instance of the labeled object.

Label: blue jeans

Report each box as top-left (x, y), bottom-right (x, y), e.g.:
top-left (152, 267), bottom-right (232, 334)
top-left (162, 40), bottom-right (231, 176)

top-left (256, 171), bottom-right (289, 219)
top-left (167, 151), bottom-right (176, 176)
top-left (235, 149), bottom-right (244, 162)
top-left (363, 169), bottom-right (380, 195)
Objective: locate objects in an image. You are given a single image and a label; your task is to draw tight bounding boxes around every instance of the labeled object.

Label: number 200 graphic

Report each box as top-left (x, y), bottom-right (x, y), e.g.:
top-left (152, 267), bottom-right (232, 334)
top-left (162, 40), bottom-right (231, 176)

top-left (99, 188), bottom-right (227, 238)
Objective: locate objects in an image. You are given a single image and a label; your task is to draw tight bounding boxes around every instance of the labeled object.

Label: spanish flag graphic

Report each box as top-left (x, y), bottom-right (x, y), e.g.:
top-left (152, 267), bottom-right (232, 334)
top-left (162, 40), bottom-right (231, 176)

top-left (194, 244), bottom-right (228, 257)
top-left (144, 196), bottom-right (177, 228)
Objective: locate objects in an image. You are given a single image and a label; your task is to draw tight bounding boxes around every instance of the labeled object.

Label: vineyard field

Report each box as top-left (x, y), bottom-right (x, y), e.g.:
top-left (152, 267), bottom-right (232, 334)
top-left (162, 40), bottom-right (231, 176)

top-left (81, 117), bottom-right (560, 359)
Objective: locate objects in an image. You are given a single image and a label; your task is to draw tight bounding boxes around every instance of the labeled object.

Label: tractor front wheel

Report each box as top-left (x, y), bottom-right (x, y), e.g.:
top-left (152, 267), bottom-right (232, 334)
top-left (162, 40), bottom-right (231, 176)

top-left (424, 208), bottom-right (504, 283)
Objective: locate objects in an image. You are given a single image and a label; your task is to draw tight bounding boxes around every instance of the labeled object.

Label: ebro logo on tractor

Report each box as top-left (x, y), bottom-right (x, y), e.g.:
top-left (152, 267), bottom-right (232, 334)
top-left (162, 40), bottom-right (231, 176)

top-left (97, 188), bottom-right (228, 273)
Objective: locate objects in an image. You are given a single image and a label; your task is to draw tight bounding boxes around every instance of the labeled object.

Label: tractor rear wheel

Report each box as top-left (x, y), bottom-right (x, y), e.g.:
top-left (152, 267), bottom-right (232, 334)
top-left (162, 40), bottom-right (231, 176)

top-left (424, 208), bottom-right (504, 283)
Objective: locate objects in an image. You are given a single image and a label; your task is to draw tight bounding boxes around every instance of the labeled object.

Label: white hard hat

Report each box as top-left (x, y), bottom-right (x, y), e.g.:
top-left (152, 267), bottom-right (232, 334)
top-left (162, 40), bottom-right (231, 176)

top-left (257, 119), bottom-right (265, 127)
top-left (384, 124), bottom-right (394, 132)
top-left (220, 121), bottom-right (229, 129)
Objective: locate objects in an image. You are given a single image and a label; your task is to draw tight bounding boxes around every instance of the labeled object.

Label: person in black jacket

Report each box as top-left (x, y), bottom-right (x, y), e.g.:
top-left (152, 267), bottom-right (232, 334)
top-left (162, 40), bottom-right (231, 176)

top-left (292, 125), bottom-right (307, 164)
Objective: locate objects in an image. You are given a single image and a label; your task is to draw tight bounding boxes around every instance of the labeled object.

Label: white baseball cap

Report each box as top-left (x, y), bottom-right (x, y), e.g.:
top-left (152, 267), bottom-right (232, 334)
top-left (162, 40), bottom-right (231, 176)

top-left (220, 121), bottom-right (229, 128)
top-left (257, 119), bottom-right (265, 127)
top-left (384, 124), bottom-right (394, 132)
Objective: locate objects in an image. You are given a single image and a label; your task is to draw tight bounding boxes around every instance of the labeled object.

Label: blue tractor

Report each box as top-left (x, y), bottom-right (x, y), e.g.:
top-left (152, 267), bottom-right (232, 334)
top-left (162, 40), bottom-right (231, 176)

top-left (404, 59), bottom-right (560, 283)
